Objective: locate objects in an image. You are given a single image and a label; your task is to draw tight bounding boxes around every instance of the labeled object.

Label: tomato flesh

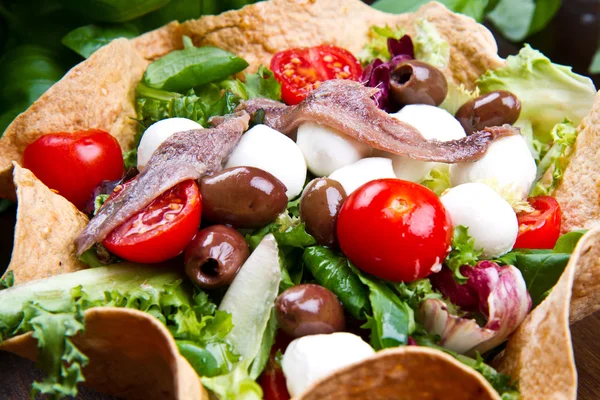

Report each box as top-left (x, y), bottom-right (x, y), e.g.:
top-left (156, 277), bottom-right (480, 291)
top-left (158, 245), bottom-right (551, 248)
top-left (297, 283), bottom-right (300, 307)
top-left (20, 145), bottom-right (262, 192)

top-left (514, 196), bottom-right (561, 249)
top-left (259, 332), bottom-right (292, 400)
top-left (270, 45), bottom-right (362, 105)
top-left (103, 180), bottom-right (201, 263)
top-left (23, 130), bottom-right (124, 209)
top-left (337, 179), bottom-right (452, 282)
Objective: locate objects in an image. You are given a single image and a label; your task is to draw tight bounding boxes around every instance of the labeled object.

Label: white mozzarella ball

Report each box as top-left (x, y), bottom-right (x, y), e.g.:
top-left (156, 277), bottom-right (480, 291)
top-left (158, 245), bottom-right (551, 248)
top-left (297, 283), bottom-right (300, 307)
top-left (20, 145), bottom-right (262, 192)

top-left (281, 333), bottom-right (375, 397)
top-left (441, 183), bottom-right (518, 258)
top-left (328, 157), bottom-right (395, 195)
top-left (137, 118), bottom-right (203, 172)
top-left (225, 124), bottom-right (307, 199)
top-left (377, 104), bottom-right (466, 182)
top-left (450, 135), bottom-right (536, 200)
top-left (296, 122), bottom-right (372, 176)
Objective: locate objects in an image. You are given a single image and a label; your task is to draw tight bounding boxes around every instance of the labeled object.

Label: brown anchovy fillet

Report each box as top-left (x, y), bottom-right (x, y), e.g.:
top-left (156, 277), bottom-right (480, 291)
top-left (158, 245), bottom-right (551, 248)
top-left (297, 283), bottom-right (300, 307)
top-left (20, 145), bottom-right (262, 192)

top-left (76, 112), bottom-right (250, 255)
top-left (239, 79), bottom-right (518, 163)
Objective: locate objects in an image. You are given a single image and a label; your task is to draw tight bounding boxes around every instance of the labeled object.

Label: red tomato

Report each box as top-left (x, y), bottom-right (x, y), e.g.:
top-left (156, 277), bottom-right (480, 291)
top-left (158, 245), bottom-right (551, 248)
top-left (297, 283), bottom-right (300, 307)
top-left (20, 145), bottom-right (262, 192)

top-left (337, 179), bottom-right (452, 282)
top-left (22, 130), bottom-right (124, 209)
top-left (103, 180), bottom-right (201, 263)
top-left (259, 332), bottom-right (292, 400)
top-left (270, 45), bottom-right (362, 105)
top-left (514, 196), bottom-right (561, 249)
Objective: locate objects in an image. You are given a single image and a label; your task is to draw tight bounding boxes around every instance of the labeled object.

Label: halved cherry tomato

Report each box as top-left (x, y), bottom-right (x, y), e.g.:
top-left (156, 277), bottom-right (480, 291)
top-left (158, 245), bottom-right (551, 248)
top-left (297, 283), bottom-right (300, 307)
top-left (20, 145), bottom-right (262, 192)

top-left (337, 179), bottom-right (453, 282)
top-left (103, 180), bottom-right (201, 263)
top-left (270, 45), bottom-right (362, 105)
top-left (23, 130), bottom-right (124, 209)
top-left (514, 196), bottom-right (561, 249)
top-left (259, 332), bottom-right (292, 400)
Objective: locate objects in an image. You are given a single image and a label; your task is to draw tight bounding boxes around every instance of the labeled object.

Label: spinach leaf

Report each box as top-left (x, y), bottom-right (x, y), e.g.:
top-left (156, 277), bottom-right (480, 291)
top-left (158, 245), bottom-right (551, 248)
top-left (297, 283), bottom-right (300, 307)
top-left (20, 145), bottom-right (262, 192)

top-left (62, 23), bottom-right (139, 58)
top-left (371, 0), bottom-right (488, 21)
top-left (553, 230), bottom-right (586, 254)
top-left (487, 0), bottom-right (561, 41)
top-left (354, 270), bottom-right (415, 349)
top-left (62, 0), bottom-right (171, 23)
top-left (143, 36), bottom-right (249, 93)
top-left (302, 246), bottom-right (370, 320)
top-left (138, 0), bottom-right (203, 30)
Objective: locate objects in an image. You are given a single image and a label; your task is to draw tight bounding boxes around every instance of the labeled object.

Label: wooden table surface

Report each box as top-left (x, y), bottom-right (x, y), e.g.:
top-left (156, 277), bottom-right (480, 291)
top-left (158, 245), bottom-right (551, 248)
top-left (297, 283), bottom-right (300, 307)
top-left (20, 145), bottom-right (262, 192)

top-left (1, 311), bottom-right (599, 399)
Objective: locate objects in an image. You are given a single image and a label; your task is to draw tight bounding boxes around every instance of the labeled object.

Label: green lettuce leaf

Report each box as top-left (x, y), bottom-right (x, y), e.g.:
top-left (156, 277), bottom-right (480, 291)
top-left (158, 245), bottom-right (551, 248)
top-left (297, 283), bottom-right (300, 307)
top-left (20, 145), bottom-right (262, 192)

top-left (553, 230), bottom-right (586, 254)
top-left (478, 45), bottom-right (596, 145)
top-left (0, 271), bottom-right (14, 290)
top-left (445, 226), bottom-right (483, 284)
top-left (419, 166), bottom-right (451, 196)
top-left (530, 119), bottom-right (577, 196)
top-left (243, 65), bottom-right (282, 101)
top-left (358, 25), bottom-right (406, 64)
top-left (413, 19), bottom-right (450, 69)
top-left (0, 264), bottom-right (236, 399)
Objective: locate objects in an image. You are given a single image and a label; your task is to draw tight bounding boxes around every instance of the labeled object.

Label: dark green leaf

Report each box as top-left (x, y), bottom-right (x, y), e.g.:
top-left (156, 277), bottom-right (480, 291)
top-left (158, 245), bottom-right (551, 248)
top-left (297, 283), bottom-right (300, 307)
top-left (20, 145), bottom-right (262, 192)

top-left (244, 65), bottom-right (282, 101)
top-left (354, 271), bottom-right (414, 349)
top-left (0, 198), bottom-right (14, 213)
top-left (487, 0), bottom-right (536, 42)
top-left (553, 230), bottom-right (586, 254)
top-left (123, 148), bottom-right (138, 169)
top-left (302, 246), bottom-right (370, 319)
top-left (0, 271), bottom-right (15, 290)
top-left (393, 279), bottom-right (444, 311)
top-left (528, 0), bottom-right (561, 37)
top-left (62, 23), bottom-right (139, 58)
top-left (445, 226), bottom-right (482, 284)
top-left (143, 36), bottom-right (249, 93)
top-left (63, 0), bottom-right (171, 23)
top-left (372, 0), bottom-right (488, 21)
top-left (138, 0), bottom-right (203, 30)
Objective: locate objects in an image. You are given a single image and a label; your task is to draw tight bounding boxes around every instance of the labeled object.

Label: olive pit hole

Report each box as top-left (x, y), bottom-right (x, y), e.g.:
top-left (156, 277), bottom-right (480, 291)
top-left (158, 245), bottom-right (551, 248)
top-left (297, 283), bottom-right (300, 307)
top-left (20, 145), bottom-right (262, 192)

top-left (200, 258), bottom-right (220, 276)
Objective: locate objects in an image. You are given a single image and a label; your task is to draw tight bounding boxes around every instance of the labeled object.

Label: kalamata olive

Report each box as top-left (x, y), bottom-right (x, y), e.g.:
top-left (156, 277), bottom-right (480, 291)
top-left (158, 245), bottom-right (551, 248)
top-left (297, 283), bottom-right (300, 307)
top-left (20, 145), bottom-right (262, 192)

top-left (200, 166), bottom-right (288, 228)
top-left (300, 178), bottom-right (347, 247)
top-left (389, 60), bottom-right (448, 107)
top-left (455, 90), bottom-right (521, 135)
top-left (275, 284), bottom-right (346, 338)
top-left (184, 225), bottom-right (249, 289)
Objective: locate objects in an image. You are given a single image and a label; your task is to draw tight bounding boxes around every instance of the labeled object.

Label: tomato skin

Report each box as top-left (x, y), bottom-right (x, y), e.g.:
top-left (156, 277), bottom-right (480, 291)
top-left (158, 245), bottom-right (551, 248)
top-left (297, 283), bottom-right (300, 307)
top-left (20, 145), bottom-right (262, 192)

top-left (103, 180), bottom-right (201, 263)
top-left (270, 45), bottom-right (362, 105)
top-left (337, 179), bottom-right (452, 282)
top-left (514, 196), bottom-right (561, 249)
top-left (23, 130), bottom-right (124, 209)
top-left (259, 332), bottom-right (292, 400)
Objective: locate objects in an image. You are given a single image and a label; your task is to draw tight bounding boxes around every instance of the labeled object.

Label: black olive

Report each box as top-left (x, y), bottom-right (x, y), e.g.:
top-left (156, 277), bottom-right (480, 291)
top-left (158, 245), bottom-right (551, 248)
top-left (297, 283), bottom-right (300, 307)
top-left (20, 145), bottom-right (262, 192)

top-left (275, 284), bottom-right (346, 338)
top-left (184, 225), bottom-right (249, 289)
top-left (389, 60), bottom-right (448, 107)
top-left (299, 178), bottom-right (346, 247)
top-left (200, 166), bottom-right (288, 228)
top-left (455, 90), bottom-right (521, 135)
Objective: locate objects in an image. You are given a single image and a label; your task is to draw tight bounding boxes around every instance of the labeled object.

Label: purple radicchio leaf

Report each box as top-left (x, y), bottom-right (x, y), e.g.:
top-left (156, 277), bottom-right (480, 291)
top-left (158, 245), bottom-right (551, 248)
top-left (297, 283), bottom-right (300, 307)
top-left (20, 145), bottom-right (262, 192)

top-left (361, 35), bottom-right (414, 112)
top-left (420, 261), bottom-right (532, 355)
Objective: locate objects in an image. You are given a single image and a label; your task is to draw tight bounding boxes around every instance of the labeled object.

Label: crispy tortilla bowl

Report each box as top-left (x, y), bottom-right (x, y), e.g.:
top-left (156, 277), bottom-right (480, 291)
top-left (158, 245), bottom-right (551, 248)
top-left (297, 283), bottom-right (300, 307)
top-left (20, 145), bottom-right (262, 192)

top-left (1, 0), bottom-right (599, 399)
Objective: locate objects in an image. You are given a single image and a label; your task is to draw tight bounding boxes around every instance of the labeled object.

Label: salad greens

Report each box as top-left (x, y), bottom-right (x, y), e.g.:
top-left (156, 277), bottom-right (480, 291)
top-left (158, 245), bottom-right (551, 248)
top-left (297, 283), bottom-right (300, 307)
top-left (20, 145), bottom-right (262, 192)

top-left (358, 25), bottom-right (405, 63)
top-left (477, 45), bottom-right (596, 145)
top-left (0, 263), bottom-right (237, 399)
top-left (445, 226), bottom-right (482, 283)
top-left (62, 23), bottom-right (140, 58)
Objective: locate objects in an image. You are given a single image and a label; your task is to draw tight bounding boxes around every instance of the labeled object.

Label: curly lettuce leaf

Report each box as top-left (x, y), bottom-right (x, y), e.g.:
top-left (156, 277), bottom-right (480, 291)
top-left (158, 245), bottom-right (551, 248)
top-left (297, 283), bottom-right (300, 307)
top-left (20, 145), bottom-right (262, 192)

top-left (358, 25), bottom-right (406, 63)
top-left (445, 226), bottom-right (483, 284)
top-left (530, 119), bottom-right (577, 196)
top-left (439, 83), bottom-right (480, 115)
top-left (478, 45), bottom-right (596, 145)
top-left (0, 264), bottom-right (236, 399)
top-left (0, 271), bottom-right (14, 290)
top-left (419, 166), bottom-right (451, 196)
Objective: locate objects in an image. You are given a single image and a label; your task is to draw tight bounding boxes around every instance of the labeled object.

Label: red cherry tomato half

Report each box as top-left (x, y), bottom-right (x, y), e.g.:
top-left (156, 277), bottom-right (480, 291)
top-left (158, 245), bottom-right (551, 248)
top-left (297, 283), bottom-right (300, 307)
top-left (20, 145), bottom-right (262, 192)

top-left (337, 179), bottom-right (453, 282)
top-left (259, 332), bottom-right (292, 400)
top-left (270, 45), bottom-right (362, 105)
top-left (103, 180), bottom-right (201, 263)
top-left (514, 196), bottom-right (561, 249)
top-left (23, 130), bottom-right (124, 209)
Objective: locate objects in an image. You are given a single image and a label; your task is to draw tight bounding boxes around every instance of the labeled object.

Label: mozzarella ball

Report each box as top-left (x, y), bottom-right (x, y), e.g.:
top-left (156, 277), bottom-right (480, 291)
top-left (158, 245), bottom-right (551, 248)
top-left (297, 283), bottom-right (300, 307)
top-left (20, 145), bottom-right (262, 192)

top-left (225, 124), bottom-right (307, 199)
top-left (296, 122), bottom-right (372, 176)
top-left (450, 135), bottom-right (536, 200)
top-left (328, 157), bottom-right (395, 195)
top-left (137, 118), bottom-right (203, 171)
top-left (377, 104), bottom-right (466, 182)
top-left (441, 183), bottom-right (518, 258)
top-left (282, 333), bottom-right (375, 397)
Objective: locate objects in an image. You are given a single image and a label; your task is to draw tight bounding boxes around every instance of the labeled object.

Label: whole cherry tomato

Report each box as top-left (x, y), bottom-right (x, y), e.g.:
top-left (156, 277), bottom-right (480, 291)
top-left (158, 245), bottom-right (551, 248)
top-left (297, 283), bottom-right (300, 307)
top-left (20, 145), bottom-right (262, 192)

top-left (514, 196), bottom-right (561, 249)
top-left (270, 45), bottom-right (362, 105)
top-left (23, 130), bottom-right (123, 209)
top-left (337, 179), bottom-right (452, 282)
top-left (103, 180), bottom-right (201, 263)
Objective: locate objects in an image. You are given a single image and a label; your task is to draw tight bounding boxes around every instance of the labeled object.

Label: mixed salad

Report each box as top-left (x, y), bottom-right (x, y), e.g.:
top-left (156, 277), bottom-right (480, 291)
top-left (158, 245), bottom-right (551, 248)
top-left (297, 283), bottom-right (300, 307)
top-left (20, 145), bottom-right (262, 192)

top-left (0, 14), bottom-right (597, 400)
